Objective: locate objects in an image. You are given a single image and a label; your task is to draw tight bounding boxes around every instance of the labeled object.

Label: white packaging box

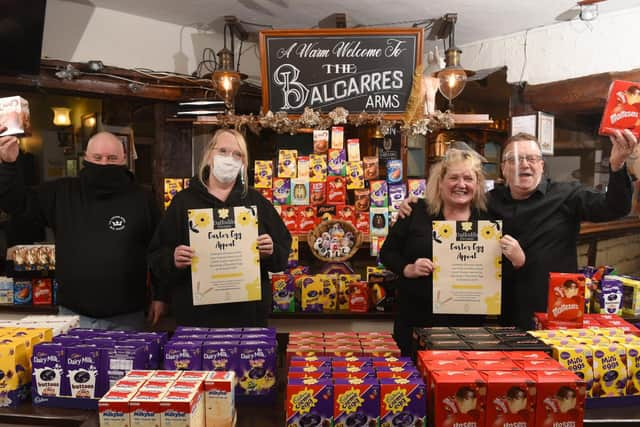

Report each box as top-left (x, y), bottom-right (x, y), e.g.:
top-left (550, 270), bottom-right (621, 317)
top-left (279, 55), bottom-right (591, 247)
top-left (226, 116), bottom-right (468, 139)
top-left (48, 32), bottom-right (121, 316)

top-left (151, 370), bottom-right (183, 381)
top-left (161, 388), bottom-right (205, 427)
top-left (130, 388), bottom-right (167, 427)
top-left (0, 96), bottom-right (31, 136)
top-left (180, 371), bottom-right (209, 382)
top-left (98, 388), bottom-right (136, 427)
top-left (140, 379), bottom-right (174, 392)
top-left (124, 370), bottom-right (155, 381)
top-left (113, 378), bottom-right (147, 391)
top-left (205, 371), bottom-right (235, 427)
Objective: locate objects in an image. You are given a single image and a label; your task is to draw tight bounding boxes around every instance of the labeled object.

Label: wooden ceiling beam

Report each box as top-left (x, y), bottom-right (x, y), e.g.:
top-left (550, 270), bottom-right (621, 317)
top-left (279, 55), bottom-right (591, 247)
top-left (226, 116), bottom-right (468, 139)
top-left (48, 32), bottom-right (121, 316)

top-left (523, 68), bottom-right (640, 114)
top-left (0, 59), bottom-right (211, 101)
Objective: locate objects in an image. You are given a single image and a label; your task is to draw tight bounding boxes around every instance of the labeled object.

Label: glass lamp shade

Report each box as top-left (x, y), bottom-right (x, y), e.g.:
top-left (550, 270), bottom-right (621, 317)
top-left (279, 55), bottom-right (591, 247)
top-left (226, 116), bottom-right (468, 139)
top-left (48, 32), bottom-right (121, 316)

top-left (52, 107), bottom-right (71, 126)
top-left (437, 68), bottom-right (467, 102)
top-left (212, 70), bottom-right (242, 109)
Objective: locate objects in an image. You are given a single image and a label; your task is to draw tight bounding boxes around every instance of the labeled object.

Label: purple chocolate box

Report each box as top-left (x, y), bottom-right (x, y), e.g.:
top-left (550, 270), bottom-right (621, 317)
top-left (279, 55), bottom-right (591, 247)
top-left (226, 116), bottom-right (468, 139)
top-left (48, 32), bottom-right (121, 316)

top-left (236, 340), bottom-right (277, 398)
top-left (286, 379), bottom-right (333, 427)
top-left (32, 342), bottom-right (68, 398)
top-left (379, 378), bottom-right (426, 427)
top-left (202, 341), bottom-right (239, 372)
top-left (334, 378), bottom-right (379, 427)
top-left (163, 341), bottom-right (202, 371)
top-left (64, 344), bottom-right (104, 399)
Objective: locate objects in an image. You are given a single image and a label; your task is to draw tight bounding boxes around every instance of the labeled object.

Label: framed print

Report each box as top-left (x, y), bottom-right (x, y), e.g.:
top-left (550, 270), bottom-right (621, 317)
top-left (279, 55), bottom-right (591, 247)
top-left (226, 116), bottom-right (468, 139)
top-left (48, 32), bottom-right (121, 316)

top-left (102, 124), bottom-right (136, 172)
top-left (511, 114), bottom-right (536, 136)
top-left (537, 112), bottom-right (555, 155)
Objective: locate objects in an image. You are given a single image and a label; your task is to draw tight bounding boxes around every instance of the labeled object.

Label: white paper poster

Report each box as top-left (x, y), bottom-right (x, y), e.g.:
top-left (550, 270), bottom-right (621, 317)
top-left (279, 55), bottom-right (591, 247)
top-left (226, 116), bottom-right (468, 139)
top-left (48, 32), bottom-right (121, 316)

top-left (188, 206), bottom-right (261, 306)
top-left (432, 220), bottom-right (502, 315)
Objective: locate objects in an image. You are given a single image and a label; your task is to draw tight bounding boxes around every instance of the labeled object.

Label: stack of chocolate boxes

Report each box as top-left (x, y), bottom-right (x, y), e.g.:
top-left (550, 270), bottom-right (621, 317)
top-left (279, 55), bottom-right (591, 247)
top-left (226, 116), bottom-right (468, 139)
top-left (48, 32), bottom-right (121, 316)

top-left (99, 369), bottom-right (235, 427)
top-left (0, 326), bottom-right (51, 407)
top-left (31, 328), bottom-right (167, 409)
top-left (418, 350), bottom-right (586, 427)
top-left (412, 326), bottom-right (551, 353)
top-left (253, 128), bottom-right (427, 250)
top-left (164, 327), bottom-right (277, 402)
top-left (286, 333), bottom-right (425, 427)
top-left (531, 324), bottom-right (640, 399)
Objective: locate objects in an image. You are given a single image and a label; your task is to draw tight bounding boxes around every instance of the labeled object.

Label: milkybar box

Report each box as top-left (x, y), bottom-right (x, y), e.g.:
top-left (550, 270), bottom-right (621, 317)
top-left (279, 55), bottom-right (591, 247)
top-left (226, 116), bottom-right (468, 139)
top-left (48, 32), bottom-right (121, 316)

top-left (0, 96), bottom-right (31, 136)
top-left (160, 388), bottom-right (205, 427)
top-left (297, 156), bottom-right (310, 178)
top-left (99, 388), bottom-right (137, 427)
top-left (254, 160), bottom-right (273, 189)
top-left (205, 371), bottom-right (235, 427)
top-left (290, 178), bottom-right (309, 205)
top-left (331, 126), bottom-right (344, 149)
top-left (130, 388), bottom-right (167, 427)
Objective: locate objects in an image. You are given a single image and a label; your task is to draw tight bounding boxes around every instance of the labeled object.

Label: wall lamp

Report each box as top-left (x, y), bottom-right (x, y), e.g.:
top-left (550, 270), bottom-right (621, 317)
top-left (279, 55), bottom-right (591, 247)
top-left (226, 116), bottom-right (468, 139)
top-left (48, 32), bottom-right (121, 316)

top-left (51, 107), bottom-right (74, 147)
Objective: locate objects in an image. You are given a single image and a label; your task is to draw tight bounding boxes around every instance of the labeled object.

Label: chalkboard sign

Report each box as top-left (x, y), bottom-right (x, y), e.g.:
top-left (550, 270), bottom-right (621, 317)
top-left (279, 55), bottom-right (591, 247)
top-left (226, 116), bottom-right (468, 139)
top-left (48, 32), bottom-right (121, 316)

top-left (259, 28), bottom-right (423, 119)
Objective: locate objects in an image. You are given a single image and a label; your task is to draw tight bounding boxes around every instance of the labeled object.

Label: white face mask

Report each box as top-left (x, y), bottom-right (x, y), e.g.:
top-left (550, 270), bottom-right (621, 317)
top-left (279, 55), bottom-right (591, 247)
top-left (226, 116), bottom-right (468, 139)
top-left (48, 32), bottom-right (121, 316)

top-left (212, 155), bottom-right (242, 184)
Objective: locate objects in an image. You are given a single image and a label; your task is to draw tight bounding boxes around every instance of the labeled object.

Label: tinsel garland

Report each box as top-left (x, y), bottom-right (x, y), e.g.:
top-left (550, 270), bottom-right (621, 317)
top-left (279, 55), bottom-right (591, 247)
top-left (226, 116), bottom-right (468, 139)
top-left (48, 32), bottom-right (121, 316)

top-left (211, 106), bottom-right (453, 136)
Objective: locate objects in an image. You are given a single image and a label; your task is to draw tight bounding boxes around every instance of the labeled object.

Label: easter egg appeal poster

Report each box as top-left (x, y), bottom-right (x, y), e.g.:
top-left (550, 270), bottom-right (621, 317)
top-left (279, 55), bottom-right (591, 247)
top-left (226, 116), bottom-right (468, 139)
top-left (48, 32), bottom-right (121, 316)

top-left (432, 220), bottom-right (502, 315)
top-left (188, 206), bottom-right (261, 306)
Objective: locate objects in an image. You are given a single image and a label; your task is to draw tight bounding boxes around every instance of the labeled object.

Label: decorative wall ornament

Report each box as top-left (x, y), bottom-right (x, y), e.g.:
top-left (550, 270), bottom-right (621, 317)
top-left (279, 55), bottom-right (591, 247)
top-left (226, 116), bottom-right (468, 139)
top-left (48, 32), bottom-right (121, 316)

top-left (207, 107), bottom-right (453, 136)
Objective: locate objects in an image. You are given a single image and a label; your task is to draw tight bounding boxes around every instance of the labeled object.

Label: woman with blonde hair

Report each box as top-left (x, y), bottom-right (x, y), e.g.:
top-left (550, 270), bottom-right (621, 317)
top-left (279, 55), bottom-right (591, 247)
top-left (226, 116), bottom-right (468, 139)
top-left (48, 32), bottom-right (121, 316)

top-left (380, 147), bottom-right (524, 356)
top-left (148, 129), bottom-right (291, 327)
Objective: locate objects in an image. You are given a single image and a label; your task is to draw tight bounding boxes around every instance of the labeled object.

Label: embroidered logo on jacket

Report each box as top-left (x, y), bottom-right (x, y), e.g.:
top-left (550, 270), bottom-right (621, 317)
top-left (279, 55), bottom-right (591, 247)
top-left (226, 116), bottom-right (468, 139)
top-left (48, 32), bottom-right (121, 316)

top-left (108, 216), bottom-right (126, 231)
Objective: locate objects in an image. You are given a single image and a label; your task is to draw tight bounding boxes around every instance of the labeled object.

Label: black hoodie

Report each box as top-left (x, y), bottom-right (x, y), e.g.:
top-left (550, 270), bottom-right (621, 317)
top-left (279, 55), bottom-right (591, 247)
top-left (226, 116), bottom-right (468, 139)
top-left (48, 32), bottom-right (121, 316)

top-left (0, 157), bottom-right (158, 317)
top-left (148, 176), bottom-right (291, 327)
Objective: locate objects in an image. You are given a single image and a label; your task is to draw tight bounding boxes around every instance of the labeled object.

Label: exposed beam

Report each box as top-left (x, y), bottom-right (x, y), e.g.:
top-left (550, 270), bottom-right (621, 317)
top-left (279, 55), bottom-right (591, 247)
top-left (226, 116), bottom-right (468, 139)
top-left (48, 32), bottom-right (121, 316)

top-left (523, 68), bottom-right (640, 114)
top-left (0, 59), bottom-right (211, 101)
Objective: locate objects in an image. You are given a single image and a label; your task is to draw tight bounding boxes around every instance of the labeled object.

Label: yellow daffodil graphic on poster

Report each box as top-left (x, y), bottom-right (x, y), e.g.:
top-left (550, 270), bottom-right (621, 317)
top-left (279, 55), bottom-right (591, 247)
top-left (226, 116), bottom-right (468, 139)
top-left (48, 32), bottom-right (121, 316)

top-left (432, 256), bottom-right (439, 281)
top-left (439, 223), bottom-right (452, 239)
top-left (188, 206), bottom-right (260, 306)
top-left (495, 256), bottom-right (502, 280)
top-left (481, 224), bottom-right (497, 240)
top-left (237, 210), bottom-right (252, 226)
top-left (460, 222), bottom-right (473, 232)
top-left (485, 292), bottom-right (501, 315)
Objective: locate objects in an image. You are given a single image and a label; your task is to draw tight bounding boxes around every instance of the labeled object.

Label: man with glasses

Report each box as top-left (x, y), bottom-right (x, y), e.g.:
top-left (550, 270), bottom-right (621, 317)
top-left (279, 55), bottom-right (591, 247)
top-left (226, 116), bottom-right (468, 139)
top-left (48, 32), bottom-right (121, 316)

top-left (494, 130), bottom-right (637, 329)
top-left (398, 130), bottom-right (638, 329)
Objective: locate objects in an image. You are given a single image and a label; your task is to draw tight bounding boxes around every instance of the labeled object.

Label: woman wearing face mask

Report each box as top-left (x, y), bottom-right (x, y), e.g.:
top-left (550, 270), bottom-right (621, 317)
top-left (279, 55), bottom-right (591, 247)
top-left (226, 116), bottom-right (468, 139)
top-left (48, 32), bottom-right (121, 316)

top-left (148, 129), bottom-right (291, 327)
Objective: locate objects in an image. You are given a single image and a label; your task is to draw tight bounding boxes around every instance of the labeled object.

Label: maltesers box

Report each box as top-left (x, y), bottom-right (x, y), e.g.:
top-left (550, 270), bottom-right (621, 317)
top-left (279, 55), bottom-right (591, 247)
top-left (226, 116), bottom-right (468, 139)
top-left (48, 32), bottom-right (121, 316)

top-left (0, 96), bottom-right (31, 136)
top-left (31, 278), bottom-right (52, 305)
top-left (286, 378), bottom-right (333, 427)
top-left (547, 272), bottom-right (586, 326)
top-left (379, 378), bottom-right (426, 427)
top-left (431, 370), bottom-right (486, 427)
top-left (531, 370), bottom-right (586, 427)
top-left (599, 80), bottom-right (640, 137)
top-left (326, 176), bottom-right (347, 205)
top-left (333, 378), bottom-right (379, 427)
top-left (482, 370), bottom-right (536, 427)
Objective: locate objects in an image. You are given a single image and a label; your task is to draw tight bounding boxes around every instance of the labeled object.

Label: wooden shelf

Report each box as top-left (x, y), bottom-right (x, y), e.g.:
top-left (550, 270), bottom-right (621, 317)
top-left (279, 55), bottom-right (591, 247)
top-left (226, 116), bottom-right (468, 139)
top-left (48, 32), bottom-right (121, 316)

top-left (270, 311), bottom-right (393, 320)
top-left (0, 304), bottom-right (58, 314)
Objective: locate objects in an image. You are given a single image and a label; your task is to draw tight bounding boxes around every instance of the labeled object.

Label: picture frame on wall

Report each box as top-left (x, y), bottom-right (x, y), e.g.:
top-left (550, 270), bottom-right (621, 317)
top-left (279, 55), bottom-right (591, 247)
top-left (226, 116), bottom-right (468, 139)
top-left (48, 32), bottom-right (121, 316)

top-left (102, 124), bottom-right (136, 172)
top-left (510, 111), bottom-right (555, 156)
top-left (537, 112), bottom-right (555, 155)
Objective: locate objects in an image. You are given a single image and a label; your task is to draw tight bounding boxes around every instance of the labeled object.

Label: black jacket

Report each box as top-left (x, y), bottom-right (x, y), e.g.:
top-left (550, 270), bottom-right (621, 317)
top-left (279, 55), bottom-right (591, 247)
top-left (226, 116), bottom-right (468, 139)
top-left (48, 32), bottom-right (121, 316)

top-left (380, 199), bottom-right (492, 325)
top-left (0, 157), bottom-right (158, 317)
top-left (489, 167), bottom-right (632, 329)
top-left (148, 177), bottom-right (291, 327)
